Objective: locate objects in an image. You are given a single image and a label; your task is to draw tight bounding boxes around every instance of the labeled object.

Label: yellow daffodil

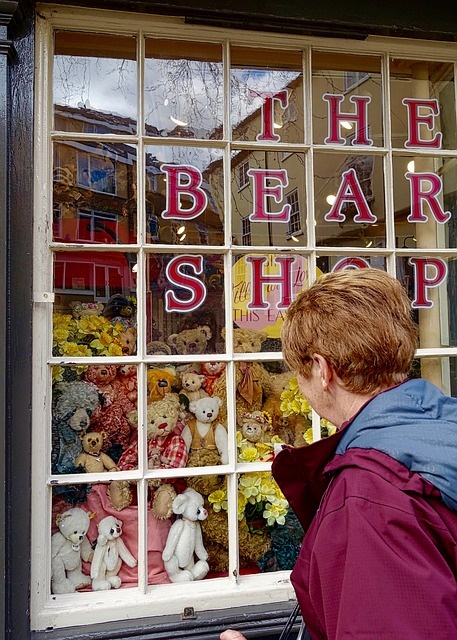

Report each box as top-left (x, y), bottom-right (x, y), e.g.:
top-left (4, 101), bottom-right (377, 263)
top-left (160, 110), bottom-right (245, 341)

top-left (238, 446), bottom-right (260, 463)
top-left (208, 489), bottom-right (228, 512)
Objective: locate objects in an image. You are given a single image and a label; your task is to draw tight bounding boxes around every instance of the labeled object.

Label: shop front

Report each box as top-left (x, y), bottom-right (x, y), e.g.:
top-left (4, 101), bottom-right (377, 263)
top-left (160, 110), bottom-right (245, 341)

top-left (3, 2), bottom-right (457, 639)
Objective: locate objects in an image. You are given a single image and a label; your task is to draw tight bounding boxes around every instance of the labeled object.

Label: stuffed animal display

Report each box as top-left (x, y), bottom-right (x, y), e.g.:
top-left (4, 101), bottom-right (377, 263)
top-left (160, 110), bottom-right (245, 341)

top-left (51, 507), bottom-right (94, 594)
top-left (91, 516), bottom-right (137, 590)
top-left (162, 488), bottom-right (209, 583)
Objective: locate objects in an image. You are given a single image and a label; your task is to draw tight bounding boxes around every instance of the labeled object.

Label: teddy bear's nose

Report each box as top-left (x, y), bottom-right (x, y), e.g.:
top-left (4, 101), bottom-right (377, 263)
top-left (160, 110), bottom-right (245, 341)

top-left (158, 379), bottom-right (168, 388)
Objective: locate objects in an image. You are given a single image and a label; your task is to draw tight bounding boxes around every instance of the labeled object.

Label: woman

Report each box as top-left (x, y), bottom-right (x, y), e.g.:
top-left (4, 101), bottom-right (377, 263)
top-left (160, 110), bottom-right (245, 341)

top-left (222, 268), bottom-right (457, 640)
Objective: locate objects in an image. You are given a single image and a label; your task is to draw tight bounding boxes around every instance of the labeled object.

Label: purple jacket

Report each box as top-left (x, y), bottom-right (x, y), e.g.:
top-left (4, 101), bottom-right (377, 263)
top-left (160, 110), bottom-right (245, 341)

top-left (272, 380), bottom-right (457, 639)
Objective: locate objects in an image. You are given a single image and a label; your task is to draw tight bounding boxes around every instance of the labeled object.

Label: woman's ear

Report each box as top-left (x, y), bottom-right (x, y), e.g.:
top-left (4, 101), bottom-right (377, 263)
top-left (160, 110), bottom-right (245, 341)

top-left (312, 354), bottom-right (333, 390)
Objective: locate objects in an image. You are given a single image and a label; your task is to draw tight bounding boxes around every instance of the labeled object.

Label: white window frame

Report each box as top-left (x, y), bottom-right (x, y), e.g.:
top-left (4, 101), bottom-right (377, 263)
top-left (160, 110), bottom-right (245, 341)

top-left (32, 5), bottom-right (457, 632)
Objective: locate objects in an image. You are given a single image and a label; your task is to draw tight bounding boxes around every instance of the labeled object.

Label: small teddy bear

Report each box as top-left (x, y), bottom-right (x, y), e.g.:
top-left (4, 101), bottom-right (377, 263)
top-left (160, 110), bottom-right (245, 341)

top-left (182, 396), bottom-right (228, 466)
top-left (162, 488), bottom-right (209, 583)
top-left (51, 507), bottom-right (94, 594)
top-left (239, 410), bottom-right (273, 444)
top-left (90, 515), bottom-right (137, 591)
top-left (179, 371), bottom-right (208, 406)
top-left (75, 432), bottom-right (118, 474)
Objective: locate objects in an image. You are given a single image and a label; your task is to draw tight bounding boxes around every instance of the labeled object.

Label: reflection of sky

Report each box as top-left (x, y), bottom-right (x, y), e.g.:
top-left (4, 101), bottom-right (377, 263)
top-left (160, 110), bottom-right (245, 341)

top-left (54, 54), bottom-right (300, 139)
top-left (53, 56), bottom-right (137, 119)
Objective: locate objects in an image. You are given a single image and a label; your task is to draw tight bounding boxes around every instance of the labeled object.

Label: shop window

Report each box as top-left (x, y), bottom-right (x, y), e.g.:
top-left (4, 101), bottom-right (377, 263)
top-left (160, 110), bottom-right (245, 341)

top-left (33, 6), bottom-right (457, 633)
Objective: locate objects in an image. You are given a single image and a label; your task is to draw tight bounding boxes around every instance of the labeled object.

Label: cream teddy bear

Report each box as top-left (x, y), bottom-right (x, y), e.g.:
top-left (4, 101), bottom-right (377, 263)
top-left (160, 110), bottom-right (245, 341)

top-left (51, 507), bottom-right (94, 594)
top-left (183, 396), bottom-right (228, 465)
top-left (167, 325), bottom-right (212, 356)
top-left (91, 516), bottom-right (137, 591)
top-left (179, 371), bottom-right (208, 405)
top-left (162, 488), bottom-right (209, 582)
top-left (75, 431), bottom-right (118, 473)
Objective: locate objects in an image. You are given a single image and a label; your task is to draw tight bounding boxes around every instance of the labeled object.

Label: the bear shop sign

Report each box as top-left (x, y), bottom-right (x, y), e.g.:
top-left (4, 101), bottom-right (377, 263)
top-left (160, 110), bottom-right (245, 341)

top-left (160, 90), bottom-right (449, 318)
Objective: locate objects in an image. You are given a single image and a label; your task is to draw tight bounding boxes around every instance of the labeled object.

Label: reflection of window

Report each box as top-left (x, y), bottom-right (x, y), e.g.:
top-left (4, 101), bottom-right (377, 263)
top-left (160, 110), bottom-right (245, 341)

top-left (238, 160), bottom-right (249, 190)
top-left (241, 215), bottom-right (251, 245)
top-left (52, 204), bottom-right (63, 239)
top-left (286, 189), bottom-right (302, 237)
top-left (77, 209), bottom-right (119, 242)
top-left (344, 70), bottom-right (369, 92)
top-left (77, 151), bottom-right (116, 194)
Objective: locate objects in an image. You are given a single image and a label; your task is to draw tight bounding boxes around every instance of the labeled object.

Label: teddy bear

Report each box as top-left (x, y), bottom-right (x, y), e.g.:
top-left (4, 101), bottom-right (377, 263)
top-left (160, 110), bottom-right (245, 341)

top-left (113, 364), bottom-right (137, 407)
top-left (113, 393), bottom-right (188, 518)
top-left (162, 488), bottom-right (209, 583)
top-left (179, 371), bottom-right (208, 407)
top-left (261, 371), bottom-right (309, 445)
top-left (167, 325), bottom-right (212, 357)
top-left (51, 507), bottom-right (95, 594)
top-left (213, 328), bottom-right (272, 426)
top-left (119, 327), bottom-right (137, 355)
top-left (84, 365), bottom-right (132, 458)
top-left (201, 361), bottom-right (226, 396)
top-left (147, 367), bottom-right (178, 404)
top-left (102, 293), bottom-right (136, 329)
top-left (90, 515), bottom-right (137, 590)
top-left (238, 410), bottom-right (273, 444)
top-left (182, 396), bottom-right (228, 466)
top-left (51, 380), bottom-right (103, 475)
top-left (75, 431), bottom-right (118, 474)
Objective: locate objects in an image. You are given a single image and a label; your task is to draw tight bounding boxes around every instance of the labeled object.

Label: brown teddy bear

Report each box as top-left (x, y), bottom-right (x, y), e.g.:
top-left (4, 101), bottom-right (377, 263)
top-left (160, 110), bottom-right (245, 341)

top-left (167, 325), bottom-right (212, 357)
top-left (201, 361), bottom-right (226, 396)
top-left (238, 410), bottom-right (273, 444)
top-left (75, 432), bottom-right (118, 474)
top-left (261, 370), bottom-right (309, 445)
top-left (213, 328), bottom-right (272, 426)
top-left (179, 371), bottom-right (208, 405)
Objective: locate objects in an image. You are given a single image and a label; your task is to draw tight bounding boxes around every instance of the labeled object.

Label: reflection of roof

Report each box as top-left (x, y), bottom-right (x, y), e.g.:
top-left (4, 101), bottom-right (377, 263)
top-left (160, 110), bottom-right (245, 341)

top-left (54, 104), bottom-right (161, 136)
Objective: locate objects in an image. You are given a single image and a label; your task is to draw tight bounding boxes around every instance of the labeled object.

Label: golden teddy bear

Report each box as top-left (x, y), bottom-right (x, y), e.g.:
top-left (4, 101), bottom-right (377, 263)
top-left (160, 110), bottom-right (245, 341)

top-left (213, 327), bottom-right (272, 427)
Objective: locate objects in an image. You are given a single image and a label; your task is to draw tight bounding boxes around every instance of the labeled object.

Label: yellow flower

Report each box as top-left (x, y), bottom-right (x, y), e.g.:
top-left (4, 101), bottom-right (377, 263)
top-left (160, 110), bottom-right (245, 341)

top-left (237, 492), bottom-right (247, 519)
top-left (60, 342), bottom-right (93, 357)
top-left (239, 475), bottom-right (261, 502)
top-left (52, 366), bottom-right (64, 383)
top-left (208, 489), bottom-right (228, 512)
top-left (263, 498), bottom-right (289, 526)
top-left (238, 446), bottom-right (260, 463)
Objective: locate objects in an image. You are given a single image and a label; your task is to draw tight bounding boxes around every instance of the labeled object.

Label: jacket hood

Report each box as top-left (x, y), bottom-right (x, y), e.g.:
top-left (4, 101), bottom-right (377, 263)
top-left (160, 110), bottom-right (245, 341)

top-left (336, 378), bottom-right (457, 511)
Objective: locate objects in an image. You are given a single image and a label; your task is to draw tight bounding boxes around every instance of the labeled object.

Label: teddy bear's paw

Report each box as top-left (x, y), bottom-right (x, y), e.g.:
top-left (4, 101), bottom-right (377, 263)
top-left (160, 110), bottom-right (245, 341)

top-left (169, 569), bottom-right (194, 583)
top-left (108, 576), bottom-right (122, 589)
top-left (92, 579), bottom-right (112, 591)
top-left (51, 578), bottom-right (76, 594)
top-left (108, 479), bottom-right (132, 511)
top-left (192, 560), bottom-right (209, 580)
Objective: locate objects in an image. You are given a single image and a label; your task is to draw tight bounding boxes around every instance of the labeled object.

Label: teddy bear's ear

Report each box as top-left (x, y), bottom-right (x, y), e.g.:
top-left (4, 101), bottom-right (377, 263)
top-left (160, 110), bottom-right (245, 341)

top-left (199, 325), bottom-right (212, 340)
top-left (172, 493), bottom-right (189, 515)
top-left (56, 512), bottom-right (70, 526)
top-left (167, 333), bottom-right (178, 347)
top-left (100, 431), bottom-right (107, 441)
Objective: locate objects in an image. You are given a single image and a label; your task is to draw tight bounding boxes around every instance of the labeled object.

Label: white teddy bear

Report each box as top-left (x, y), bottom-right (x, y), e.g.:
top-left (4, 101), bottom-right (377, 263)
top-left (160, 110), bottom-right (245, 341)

top-left (51, 507), bottom-right (94, 594)
top-left (182, 395), bottom-right (228, 465)
top-left (91, 515), bottom-right (137, 591)
top-left (162, 488), bottom-right (209, 583)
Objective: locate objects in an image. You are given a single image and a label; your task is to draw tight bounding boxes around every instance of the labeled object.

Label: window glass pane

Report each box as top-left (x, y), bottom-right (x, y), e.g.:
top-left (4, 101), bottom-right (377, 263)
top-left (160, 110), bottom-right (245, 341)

top-left (53, 141), bottom-right (137, 244)
top-left (146, 253), bottom-right (225, 354)
top-left (145, 146), bottom-right (224, 245)
top-left (232, 254), bottom-right (310, 346)
top-left (393, 154), bottom-right (457, 249)
top-left (53, 32), bottom-right (137, 132)
top-left (390, 59), bottom-right (456, 150)
top-left (53, 251), bottom-right (137, 357)
top-left (145, 40), bottom-right (223, 139)
top-left (314, 153), bottom-right (385, 248)
top-left (231, 151), bottom-right (307, 246)
top-left (230, 47), bottom-right (303, 144)
top-left (312, 53), bottom-right (382, 146)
